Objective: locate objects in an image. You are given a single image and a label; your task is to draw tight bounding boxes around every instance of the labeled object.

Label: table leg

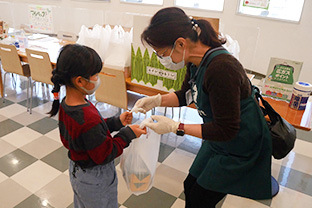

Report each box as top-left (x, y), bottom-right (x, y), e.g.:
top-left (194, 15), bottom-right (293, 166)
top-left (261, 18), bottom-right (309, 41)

top-left (271, 176), bottom-right (279, 197)
top-left (0, 69), bottom-right (3, 98)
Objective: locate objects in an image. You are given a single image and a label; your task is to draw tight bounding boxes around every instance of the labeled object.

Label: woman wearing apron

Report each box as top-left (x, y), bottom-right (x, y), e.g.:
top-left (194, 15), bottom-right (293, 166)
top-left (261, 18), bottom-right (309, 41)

top-left (133, 7), bottom-right (272, 208)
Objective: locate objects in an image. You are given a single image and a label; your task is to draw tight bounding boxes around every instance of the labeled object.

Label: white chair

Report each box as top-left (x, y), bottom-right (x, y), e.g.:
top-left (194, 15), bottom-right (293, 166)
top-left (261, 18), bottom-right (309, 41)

top-left (95, 67), bottom-right (145, 113)
top-left (0, 43), bottom-right (31, 109)
top-left (25, 48), bottom-right (53, 114)
top-left (57, 31), bottom-right (77, 42)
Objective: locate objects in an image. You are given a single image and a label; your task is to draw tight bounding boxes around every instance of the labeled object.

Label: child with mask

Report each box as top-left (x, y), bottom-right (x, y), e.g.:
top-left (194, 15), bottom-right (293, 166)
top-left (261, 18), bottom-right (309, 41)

top-left (48, 44), bottom-right (146, 208)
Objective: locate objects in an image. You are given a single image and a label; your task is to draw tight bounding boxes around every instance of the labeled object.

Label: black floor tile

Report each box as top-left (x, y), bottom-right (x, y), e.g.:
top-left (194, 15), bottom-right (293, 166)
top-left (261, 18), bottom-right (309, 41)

top-left (0, 149), bottom-right (37, 177)
top-left (0, 119), bottom-right (23, 137)
top-left (27, 117), bottom-right (58, 134)
top-left (123, 187), bottom-right (176, 208)
top-left (41, 147), bottom-right (69, 172)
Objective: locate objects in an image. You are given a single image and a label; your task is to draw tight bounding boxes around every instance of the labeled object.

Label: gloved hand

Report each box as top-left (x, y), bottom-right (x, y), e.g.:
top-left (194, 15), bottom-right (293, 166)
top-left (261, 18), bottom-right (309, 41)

top-left (144, 115), bottom-right (180, 135)
top-left (131, 94), bottom-right (162, 113)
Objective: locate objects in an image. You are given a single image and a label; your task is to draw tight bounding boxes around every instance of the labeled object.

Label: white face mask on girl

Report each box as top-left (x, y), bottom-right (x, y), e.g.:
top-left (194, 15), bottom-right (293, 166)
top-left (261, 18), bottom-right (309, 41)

top-left (80, 76), bottom-right (101, 95)
top-left (159, 43), bottom-right (185, 71)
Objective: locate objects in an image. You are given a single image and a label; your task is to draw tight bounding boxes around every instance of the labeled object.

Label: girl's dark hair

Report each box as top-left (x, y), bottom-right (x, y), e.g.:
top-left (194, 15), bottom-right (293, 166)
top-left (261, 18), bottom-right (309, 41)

top-left (48, 44), bottom-right (103, 117)
top-left (141, 7), bottom-right (225, 48)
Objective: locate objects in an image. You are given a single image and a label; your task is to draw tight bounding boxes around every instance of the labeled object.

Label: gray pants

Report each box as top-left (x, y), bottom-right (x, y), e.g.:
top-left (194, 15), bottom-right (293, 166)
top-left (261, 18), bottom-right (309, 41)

top-left (69, 160), bottom-right (118, 208)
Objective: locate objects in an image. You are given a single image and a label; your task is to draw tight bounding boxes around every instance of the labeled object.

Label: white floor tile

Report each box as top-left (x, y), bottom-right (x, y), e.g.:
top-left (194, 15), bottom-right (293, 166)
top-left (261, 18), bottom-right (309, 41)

top-left (11, 111), bottom-right (45, 126)
top-left (0, 179), bottom-right (32, 208)
top-left (292, 139), bottom-right (312, 158)
top-left (0, 171), bottom-right (8, 184)
top-left (0, 114), bottom-right (8, 122)
top-left (222, 194), bottom-right (269, 208)
top-left (44, 128), bottom-right (61, 143)
top-left (170, 198), bottom-right (185, 208)
top-left (153, 164), bottom-right (187, 197)
top-left (20, 136), bottom-right (62, 159)
top-left (0, 140), bottom-right (17, 158)
top-left (1, 127), bottom-right (42, 148)
top-left (281, 151), bottom-right (312, 175)
top-left (0, 103), bottom-right (27, 118)
top-left (32, 102), bottom-right (53, 115)
top-left (271, 162), bottom-right (282, 179)
top-left (271, 186), bottom-right (312, 208)
top-left (11, 160), bottom-right (62, 193)
top-left (162, 148), bottom-right (196, 174)
top-left (35, 174), bottom-right (73, 208)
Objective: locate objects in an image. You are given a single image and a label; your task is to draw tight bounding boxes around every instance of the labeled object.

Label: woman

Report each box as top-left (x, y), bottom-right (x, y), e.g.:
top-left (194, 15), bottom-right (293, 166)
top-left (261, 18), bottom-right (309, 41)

top-left (133, 7), bottom-right (272, 208)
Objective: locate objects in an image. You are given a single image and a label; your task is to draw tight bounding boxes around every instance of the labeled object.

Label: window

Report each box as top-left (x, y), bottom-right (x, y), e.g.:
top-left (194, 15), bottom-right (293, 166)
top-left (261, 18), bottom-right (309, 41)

top-left (120, 0), bottom-right (163, 5)
top-left (175, 0), bottom-right (224, 12)
top-left (238, 0), bottom-right (305, 22)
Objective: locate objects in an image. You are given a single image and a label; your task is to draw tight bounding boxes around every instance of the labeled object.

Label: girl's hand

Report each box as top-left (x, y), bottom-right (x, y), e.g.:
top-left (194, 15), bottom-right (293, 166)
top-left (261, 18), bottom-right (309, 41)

top-left (129, 124), bottom-right (147, 138)
top-left (120, 111), bottom-right (133, 126)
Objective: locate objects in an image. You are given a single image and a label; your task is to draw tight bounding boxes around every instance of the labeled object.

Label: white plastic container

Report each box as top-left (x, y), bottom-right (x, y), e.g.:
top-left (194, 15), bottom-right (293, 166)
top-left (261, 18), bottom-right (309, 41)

top-left (18, 36), bottom-right (28, 49)
top-left (289, 81), bottom-right (312, 110)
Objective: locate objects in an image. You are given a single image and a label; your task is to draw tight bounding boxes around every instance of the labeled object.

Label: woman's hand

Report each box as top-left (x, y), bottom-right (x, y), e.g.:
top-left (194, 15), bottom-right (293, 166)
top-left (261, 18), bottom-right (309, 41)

top-left (120, 111), bottom-right (133, 126)
top-left (129, 124), bottom-right (147, 138)
top-left (132, 94), bottom-right (162, 113)
top-left (144, 115), bottom-right (180, 135)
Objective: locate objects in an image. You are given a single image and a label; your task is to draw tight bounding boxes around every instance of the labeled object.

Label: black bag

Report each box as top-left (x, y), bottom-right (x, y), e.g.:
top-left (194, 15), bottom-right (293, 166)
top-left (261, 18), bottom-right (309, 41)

top-left (254, 86), bottom-right (297, 159)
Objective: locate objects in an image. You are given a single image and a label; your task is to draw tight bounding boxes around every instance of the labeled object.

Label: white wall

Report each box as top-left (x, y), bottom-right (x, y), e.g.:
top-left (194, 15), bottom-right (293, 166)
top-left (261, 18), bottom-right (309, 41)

top-left (0, 0), bottom-right (311, 82)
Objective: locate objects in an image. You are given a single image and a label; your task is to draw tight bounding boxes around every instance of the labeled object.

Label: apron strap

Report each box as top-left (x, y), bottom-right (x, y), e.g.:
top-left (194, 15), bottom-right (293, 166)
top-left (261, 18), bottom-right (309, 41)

top-left (189, 47), bottom-right (230, 84)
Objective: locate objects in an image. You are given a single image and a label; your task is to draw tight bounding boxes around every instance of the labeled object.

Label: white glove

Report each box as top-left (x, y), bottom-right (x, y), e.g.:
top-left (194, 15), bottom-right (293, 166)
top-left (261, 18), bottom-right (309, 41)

top-left (144, 115), bottom-right (180, 135)
top-left (139, 117), bottom-right (154, 129)
top-left (131, 94), bottom-right (162, 113)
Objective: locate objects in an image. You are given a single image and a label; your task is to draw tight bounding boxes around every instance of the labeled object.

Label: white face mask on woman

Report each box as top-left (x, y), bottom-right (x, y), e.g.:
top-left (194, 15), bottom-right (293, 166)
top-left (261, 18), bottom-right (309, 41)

top-left (80, 76), bottom-right (101, 95)
top-left (159, 43), bottom-right (185, 71)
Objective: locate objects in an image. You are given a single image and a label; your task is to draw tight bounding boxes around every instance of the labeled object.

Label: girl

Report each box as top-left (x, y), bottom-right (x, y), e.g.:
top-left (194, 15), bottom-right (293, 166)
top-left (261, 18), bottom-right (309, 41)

top-left (48, 44), bottom-right (146, 208)
top-left (133, 7), bottom-right (272, 208)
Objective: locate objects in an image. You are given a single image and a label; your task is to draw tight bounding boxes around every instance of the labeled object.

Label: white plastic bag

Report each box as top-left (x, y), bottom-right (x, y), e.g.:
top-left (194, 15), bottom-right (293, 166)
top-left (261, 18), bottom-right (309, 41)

top-left (223, 34), bottom-right (240, 60)
top-left (120, 119), bottom-right (160, 195)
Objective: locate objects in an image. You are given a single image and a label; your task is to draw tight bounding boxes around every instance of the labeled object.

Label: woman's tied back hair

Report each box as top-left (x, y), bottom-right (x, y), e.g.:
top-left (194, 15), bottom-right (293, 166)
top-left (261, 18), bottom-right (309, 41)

top-left (141, 7), bottom-right (224, 49)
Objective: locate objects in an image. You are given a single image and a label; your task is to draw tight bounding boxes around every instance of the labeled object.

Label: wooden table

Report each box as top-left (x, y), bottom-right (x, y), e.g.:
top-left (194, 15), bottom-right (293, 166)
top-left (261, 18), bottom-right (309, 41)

top-left (126, 77), bottom-right (312, 131)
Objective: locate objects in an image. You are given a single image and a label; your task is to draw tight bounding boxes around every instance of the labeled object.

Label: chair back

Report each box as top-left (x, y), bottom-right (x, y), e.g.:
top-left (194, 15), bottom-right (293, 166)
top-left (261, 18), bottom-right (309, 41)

top-left (25, 49), bottom-right (53, 85)
top-left (57, 31), bottom-right (77, 42)
top-left (95, 67), bottom-right (128, 110)
top-left (0, 43), bottom-right (24, 76)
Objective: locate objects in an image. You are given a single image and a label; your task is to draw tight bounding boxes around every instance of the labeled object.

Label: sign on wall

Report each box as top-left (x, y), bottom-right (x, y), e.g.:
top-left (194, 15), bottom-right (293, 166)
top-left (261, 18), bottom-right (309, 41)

top-left (29, 5), bottom-right (53, 33)
top-left (262, 57), bottom-right (303, 101)
top-left (243, 0), bottom-right (270, 9)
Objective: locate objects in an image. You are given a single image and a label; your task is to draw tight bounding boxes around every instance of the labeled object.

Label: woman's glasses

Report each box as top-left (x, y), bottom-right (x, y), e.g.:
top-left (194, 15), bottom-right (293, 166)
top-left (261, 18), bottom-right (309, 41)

top-left (153, 47), bottom-right (170, 59)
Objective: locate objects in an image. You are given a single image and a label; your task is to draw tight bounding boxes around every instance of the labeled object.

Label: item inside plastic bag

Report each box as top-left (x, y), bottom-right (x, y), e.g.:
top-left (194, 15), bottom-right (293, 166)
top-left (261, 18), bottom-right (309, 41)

top-left (222, 34), bottom-right (240, 60)
top-left (120, 118), bottom-right (160, 195)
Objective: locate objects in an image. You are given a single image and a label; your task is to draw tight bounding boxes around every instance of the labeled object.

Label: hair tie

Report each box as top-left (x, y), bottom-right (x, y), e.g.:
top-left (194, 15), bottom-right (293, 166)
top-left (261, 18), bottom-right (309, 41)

top-left (189, 16), bottom-right (201, 36)
top-left (53, 92), bottom-right (60, 100)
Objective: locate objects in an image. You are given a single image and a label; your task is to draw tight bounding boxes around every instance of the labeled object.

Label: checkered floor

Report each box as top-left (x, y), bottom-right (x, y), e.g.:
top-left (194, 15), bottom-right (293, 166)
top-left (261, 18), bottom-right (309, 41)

top-left (1, 73), bottom-right (312, 208)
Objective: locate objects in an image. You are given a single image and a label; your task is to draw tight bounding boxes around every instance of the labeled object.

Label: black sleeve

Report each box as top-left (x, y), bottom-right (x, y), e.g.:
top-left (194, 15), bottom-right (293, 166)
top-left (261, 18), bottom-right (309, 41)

top-left (200, 56), bottom-right (245, 141)
top-left (105, 116), bottom-right (124, 132)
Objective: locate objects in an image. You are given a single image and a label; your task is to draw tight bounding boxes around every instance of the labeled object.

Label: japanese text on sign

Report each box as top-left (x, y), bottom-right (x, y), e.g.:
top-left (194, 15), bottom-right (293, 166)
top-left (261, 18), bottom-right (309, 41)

top-left (29, 5), bottom-right (53, 33)
top-left (146, 67), bottom-right (177, 80)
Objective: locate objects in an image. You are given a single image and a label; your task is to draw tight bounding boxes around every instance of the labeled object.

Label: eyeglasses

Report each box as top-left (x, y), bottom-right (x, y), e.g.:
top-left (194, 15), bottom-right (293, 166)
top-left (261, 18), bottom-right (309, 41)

top-left (153, 42), bottom-right (178, 59)
top-left (153, 47), bottom-right (170, 59)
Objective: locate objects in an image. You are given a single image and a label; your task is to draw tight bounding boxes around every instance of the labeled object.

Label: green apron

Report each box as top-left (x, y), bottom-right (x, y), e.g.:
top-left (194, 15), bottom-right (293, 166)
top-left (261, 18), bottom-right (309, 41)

top-left (188, 47), bottom-right (272, 199)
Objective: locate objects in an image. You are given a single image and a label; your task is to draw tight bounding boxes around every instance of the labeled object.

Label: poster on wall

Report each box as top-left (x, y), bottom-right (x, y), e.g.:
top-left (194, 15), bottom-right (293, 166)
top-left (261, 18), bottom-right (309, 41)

top-left (262, 57), bottom-right (303, 101)
top-left (131, 15), bottom-right (187, 92)
top-left (29, 5), bottom-right (53, 33)
top-left (243, 0), bottom-right (270, 9)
